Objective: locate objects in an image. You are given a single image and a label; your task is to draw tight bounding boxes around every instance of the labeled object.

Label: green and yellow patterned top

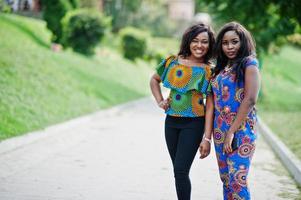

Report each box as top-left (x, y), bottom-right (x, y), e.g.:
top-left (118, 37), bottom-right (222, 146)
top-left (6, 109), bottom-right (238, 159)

top-left (156, 56), bottom-right (212, 117)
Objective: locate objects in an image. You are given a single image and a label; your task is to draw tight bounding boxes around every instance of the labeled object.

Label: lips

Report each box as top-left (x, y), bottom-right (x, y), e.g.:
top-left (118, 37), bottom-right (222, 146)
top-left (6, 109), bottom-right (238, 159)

top-left (226, 51), bottom-right (236, 57)
top-left (194, 49), bottom-right (204, 54)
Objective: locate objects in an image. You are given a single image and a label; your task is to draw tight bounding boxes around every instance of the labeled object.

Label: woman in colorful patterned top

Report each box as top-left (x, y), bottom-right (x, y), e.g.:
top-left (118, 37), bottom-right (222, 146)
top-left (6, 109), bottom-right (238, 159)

top-left (208, 22), bottom-right (261, 200)
top-left (150, 23), bottom-right (215, 200)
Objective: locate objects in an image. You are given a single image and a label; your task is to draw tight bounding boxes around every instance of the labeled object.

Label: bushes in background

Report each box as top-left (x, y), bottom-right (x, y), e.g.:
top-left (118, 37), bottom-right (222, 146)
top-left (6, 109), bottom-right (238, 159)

top-left (287, 33), bottom-right (301, 48)
top-left (119, 27), bottom-right (147, 60)
top-left (0, 0), bottom-right (12, 13)
top-left (62, 9), bottom-right (110, 55)
top-left (41, 0), bottom-right (73, 43)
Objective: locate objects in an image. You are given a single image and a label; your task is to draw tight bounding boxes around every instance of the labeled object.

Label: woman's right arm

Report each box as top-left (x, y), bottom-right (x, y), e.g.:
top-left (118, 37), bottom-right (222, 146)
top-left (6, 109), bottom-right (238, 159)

top-left (150, 73), bottom-right (170, 110)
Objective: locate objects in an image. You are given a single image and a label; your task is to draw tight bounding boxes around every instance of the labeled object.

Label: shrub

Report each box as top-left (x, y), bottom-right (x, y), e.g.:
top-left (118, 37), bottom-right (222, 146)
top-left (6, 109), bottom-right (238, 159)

top-left (0, 0), bottom-right (12, 13)
top-left (144, 49), bottom-right (165, 64)
top-left (287, 33), bottom-right (301, 48)
top-left (62, 9), bottom-right (110, 55)
top-left (120, 27), bottom-right (148, 60)
top-left (41, 0), bottom-right (72, 43)
top-left (69, 0), bottom-right (79, 8)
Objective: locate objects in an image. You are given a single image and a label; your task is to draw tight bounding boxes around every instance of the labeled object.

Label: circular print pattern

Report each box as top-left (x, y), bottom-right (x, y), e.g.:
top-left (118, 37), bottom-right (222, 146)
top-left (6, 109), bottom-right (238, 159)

top-left (234, 168), bottom-right (247, 187)
top-left (170, 91), bottom-right (191, 112)
top-left (167, 65), bottom-right (192, 89)
top-left (235, 88), bottom-right (244, 103)
top-left (191, 91), bottom-right (204, 116)
top-left (205, 65), bottom-right (211, 80)
top-left (238, 143), bottom-right (254, 158)
top-left (213, 128), bottom-right (225, 144)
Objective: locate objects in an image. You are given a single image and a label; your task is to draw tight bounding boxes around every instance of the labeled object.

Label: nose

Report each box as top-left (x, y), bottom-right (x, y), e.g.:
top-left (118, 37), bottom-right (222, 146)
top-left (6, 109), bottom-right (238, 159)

top-left (197, 41), bottom-right (203, 47)
top-left (227, 43), bottom-right (234, 49)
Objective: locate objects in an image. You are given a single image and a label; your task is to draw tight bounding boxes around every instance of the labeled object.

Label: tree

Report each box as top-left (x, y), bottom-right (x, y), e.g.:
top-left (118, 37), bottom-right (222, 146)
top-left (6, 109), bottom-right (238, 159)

top-left (41, 0), bottom-right (78, 43)
top-left (69, 0), bottom-right (80, 8)
top-left (0, 0), bottom-right (12, 12)
top-left (103, 0), bottom-right (142, 32)
top-left (79, 0), bottom-right (100, 8)
top-left (196, 0), bottom-right (301, 54)
top-left (62, 9), bottom-right (110, 55)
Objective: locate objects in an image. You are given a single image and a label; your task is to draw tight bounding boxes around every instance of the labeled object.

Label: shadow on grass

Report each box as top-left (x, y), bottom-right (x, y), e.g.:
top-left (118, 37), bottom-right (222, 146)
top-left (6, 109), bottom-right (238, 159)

top-left (0, 14), bottom-right (50, 48)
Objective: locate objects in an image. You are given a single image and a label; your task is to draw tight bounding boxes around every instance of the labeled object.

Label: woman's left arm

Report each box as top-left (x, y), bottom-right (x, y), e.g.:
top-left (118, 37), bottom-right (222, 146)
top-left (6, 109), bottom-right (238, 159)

top-left (223, 65), bottom-right (261, 154)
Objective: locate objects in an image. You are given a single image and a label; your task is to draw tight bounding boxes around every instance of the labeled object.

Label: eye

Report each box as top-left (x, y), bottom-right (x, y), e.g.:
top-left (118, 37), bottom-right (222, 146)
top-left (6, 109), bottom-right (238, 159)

top-left (232, 40), bottom-right (239, 45)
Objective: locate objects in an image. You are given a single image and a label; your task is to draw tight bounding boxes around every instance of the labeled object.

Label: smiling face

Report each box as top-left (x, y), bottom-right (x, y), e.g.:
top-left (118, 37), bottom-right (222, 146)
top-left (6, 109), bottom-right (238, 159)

top-left (189, 31), bottom-right (209, 60)
top-left (222, 30), bottom-right (241, 60)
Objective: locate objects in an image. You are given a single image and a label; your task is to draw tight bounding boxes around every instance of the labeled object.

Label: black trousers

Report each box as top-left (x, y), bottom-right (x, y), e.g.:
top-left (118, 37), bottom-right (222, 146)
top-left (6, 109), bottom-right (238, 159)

top-left (165, 115), bottom-right (205, 200)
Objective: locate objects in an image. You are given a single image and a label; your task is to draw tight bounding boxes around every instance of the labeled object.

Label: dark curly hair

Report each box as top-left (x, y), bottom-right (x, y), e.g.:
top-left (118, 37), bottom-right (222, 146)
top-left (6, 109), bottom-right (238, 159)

top-left (178, 23), bottom-right (215, 64)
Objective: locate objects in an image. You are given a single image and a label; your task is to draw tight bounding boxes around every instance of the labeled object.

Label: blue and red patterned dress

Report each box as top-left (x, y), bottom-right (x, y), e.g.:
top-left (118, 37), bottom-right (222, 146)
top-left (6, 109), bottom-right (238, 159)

top-left (210, 57), bottom-right (258, 200)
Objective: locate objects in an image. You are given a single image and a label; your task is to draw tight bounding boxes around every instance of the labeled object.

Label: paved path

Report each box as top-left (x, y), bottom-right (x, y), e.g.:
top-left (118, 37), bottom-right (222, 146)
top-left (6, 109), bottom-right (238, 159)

top-left (0, 98), bottom-right (300, 200)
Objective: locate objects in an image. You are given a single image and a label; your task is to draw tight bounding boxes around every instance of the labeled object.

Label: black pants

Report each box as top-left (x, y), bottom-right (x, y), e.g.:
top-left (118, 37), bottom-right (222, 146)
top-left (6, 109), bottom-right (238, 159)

top-left (165, 115), bottom-right (205, 200)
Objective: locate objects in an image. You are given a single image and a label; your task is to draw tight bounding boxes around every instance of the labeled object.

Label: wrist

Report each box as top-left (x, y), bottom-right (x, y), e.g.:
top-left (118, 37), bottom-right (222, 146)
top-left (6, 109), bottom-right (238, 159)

top-left (227, 130), bottom-right (235, 135)
top-left (202, 135), bottom-right (211, 144)
top-left (157, 100), bottom-right (164, 107)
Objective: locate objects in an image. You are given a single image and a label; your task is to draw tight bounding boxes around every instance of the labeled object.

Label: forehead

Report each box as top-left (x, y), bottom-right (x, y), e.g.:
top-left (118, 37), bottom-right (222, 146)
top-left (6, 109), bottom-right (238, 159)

top-left (193, 31), bottom-right (209, 40)
top-left (222, 30), bottom-right (239, 40)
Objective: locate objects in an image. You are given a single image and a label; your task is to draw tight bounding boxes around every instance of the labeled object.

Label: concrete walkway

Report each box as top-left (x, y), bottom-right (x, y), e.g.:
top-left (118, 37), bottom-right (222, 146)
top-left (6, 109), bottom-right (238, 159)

top-left (0, 97), bottom-right (300, 200)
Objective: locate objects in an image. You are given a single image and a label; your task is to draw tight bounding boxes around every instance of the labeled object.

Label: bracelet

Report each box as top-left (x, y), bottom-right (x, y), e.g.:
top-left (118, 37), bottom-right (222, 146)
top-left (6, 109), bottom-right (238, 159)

top-left (157, 100), bottom-right (164, 107)
top-left (203, 136), bottom-right (211, 144)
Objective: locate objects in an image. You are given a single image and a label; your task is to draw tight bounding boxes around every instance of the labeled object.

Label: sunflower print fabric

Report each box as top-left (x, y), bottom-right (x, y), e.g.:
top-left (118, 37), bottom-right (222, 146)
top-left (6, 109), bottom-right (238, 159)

top-left (156, 56), bottom-right (212, 117)
top-left (210, 56), bottom-right (259, 200)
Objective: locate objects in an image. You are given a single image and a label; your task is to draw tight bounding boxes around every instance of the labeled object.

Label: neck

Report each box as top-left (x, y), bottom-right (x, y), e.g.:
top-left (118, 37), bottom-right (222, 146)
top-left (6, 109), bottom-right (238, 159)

top-left (227, 59), bottom-right (236, 66)
top-left (186, 55), bottom-right (204, 63)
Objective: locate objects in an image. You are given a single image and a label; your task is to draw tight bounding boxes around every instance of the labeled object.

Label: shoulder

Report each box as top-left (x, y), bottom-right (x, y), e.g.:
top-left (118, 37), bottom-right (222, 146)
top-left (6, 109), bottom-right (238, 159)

top-left (245, 55), bottom-right (259, 68)
top-left (162, 55), bottom-right (177, 68)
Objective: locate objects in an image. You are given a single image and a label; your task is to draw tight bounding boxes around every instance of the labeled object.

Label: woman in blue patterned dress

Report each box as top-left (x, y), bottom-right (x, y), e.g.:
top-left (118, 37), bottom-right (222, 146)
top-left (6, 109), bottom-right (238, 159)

top-left (149, 24), bottom-right (215, 200)
top-left (209, 22), bottom-right (261, 199)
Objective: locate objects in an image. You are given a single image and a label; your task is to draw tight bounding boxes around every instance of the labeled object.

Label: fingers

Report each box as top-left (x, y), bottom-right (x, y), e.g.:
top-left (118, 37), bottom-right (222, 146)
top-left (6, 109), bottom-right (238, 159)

top-left (199, 145), bottom-right (203, 155)
top-left (164, 99), bottom-right (170, 103)
top-left (223, 143), bottom-right (232, 154)
top-left (158, 99), bottom-right (170, 110)
top-left (199, 143), bottom-right (210, 159)
top-left (200, 150), bottom-right (209, 159)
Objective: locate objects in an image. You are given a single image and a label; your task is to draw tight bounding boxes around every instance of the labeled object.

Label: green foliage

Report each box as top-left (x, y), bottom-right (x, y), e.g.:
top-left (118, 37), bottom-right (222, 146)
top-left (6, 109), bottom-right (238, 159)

top-left (258, 46), bottom-right (301, 159)
top-left (144, 49), bottom-right (165, 64)
top-left (129, 1), bottom-right (178, 37)
top-left (196, 0), bottom-right (301, 54)
top-left (146, 37), bottom-right (179, 63)
top-left (120, 27), bottom-right (148, 60)
top-left (258, 46), bottom-right (301, 111)
top-left (0, 13), bottom-right (151, 140)
top-left (41, 0), bottom-right (72, 43)
top-left (103, 0), bottom-right (178, 37)
top-left (287, 33), bottom-right (301, 48)
top-left (79, 0), bottom-right (99, 8)
top-left (103, 0), bottom-right (142, 32)
top-left (69, 0), bottom-right (79, 8)
top-left (0, 0), bottom-right (11, 13)
top-left (62, 9), bottom-right (110, 55)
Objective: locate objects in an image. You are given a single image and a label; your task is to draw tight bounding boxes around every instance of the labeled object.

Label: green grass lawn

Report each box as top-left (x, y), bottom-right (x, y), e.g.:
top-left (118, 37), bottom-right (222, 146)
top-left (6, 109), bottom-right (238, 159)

top-left (0, 13), bottom-right (152, 140)
top-left (1, 12), bottom-right (300, 161)
top-left (258, 46), bottom-right (301, 159)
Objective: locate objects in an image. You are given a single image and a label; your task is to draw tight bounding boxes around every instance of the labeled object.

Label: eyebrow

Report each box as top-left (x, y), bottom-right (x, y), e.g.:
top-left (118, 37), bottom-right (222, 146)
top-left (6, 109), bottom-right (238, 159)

top-left (193, 38), bottom-right (209, 41)
top-left (222, 37), bottom-right (239, 41)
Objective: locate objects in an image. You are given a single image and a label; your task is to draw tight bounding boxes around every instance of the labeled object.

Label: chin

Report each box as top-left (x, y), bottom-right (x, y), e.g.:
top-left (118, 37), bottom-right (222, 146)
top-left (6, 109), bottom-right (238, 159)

top-left (193, 54), bottom-right (205, 59)
top-left (227, 55), bottom-right (236, 60)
